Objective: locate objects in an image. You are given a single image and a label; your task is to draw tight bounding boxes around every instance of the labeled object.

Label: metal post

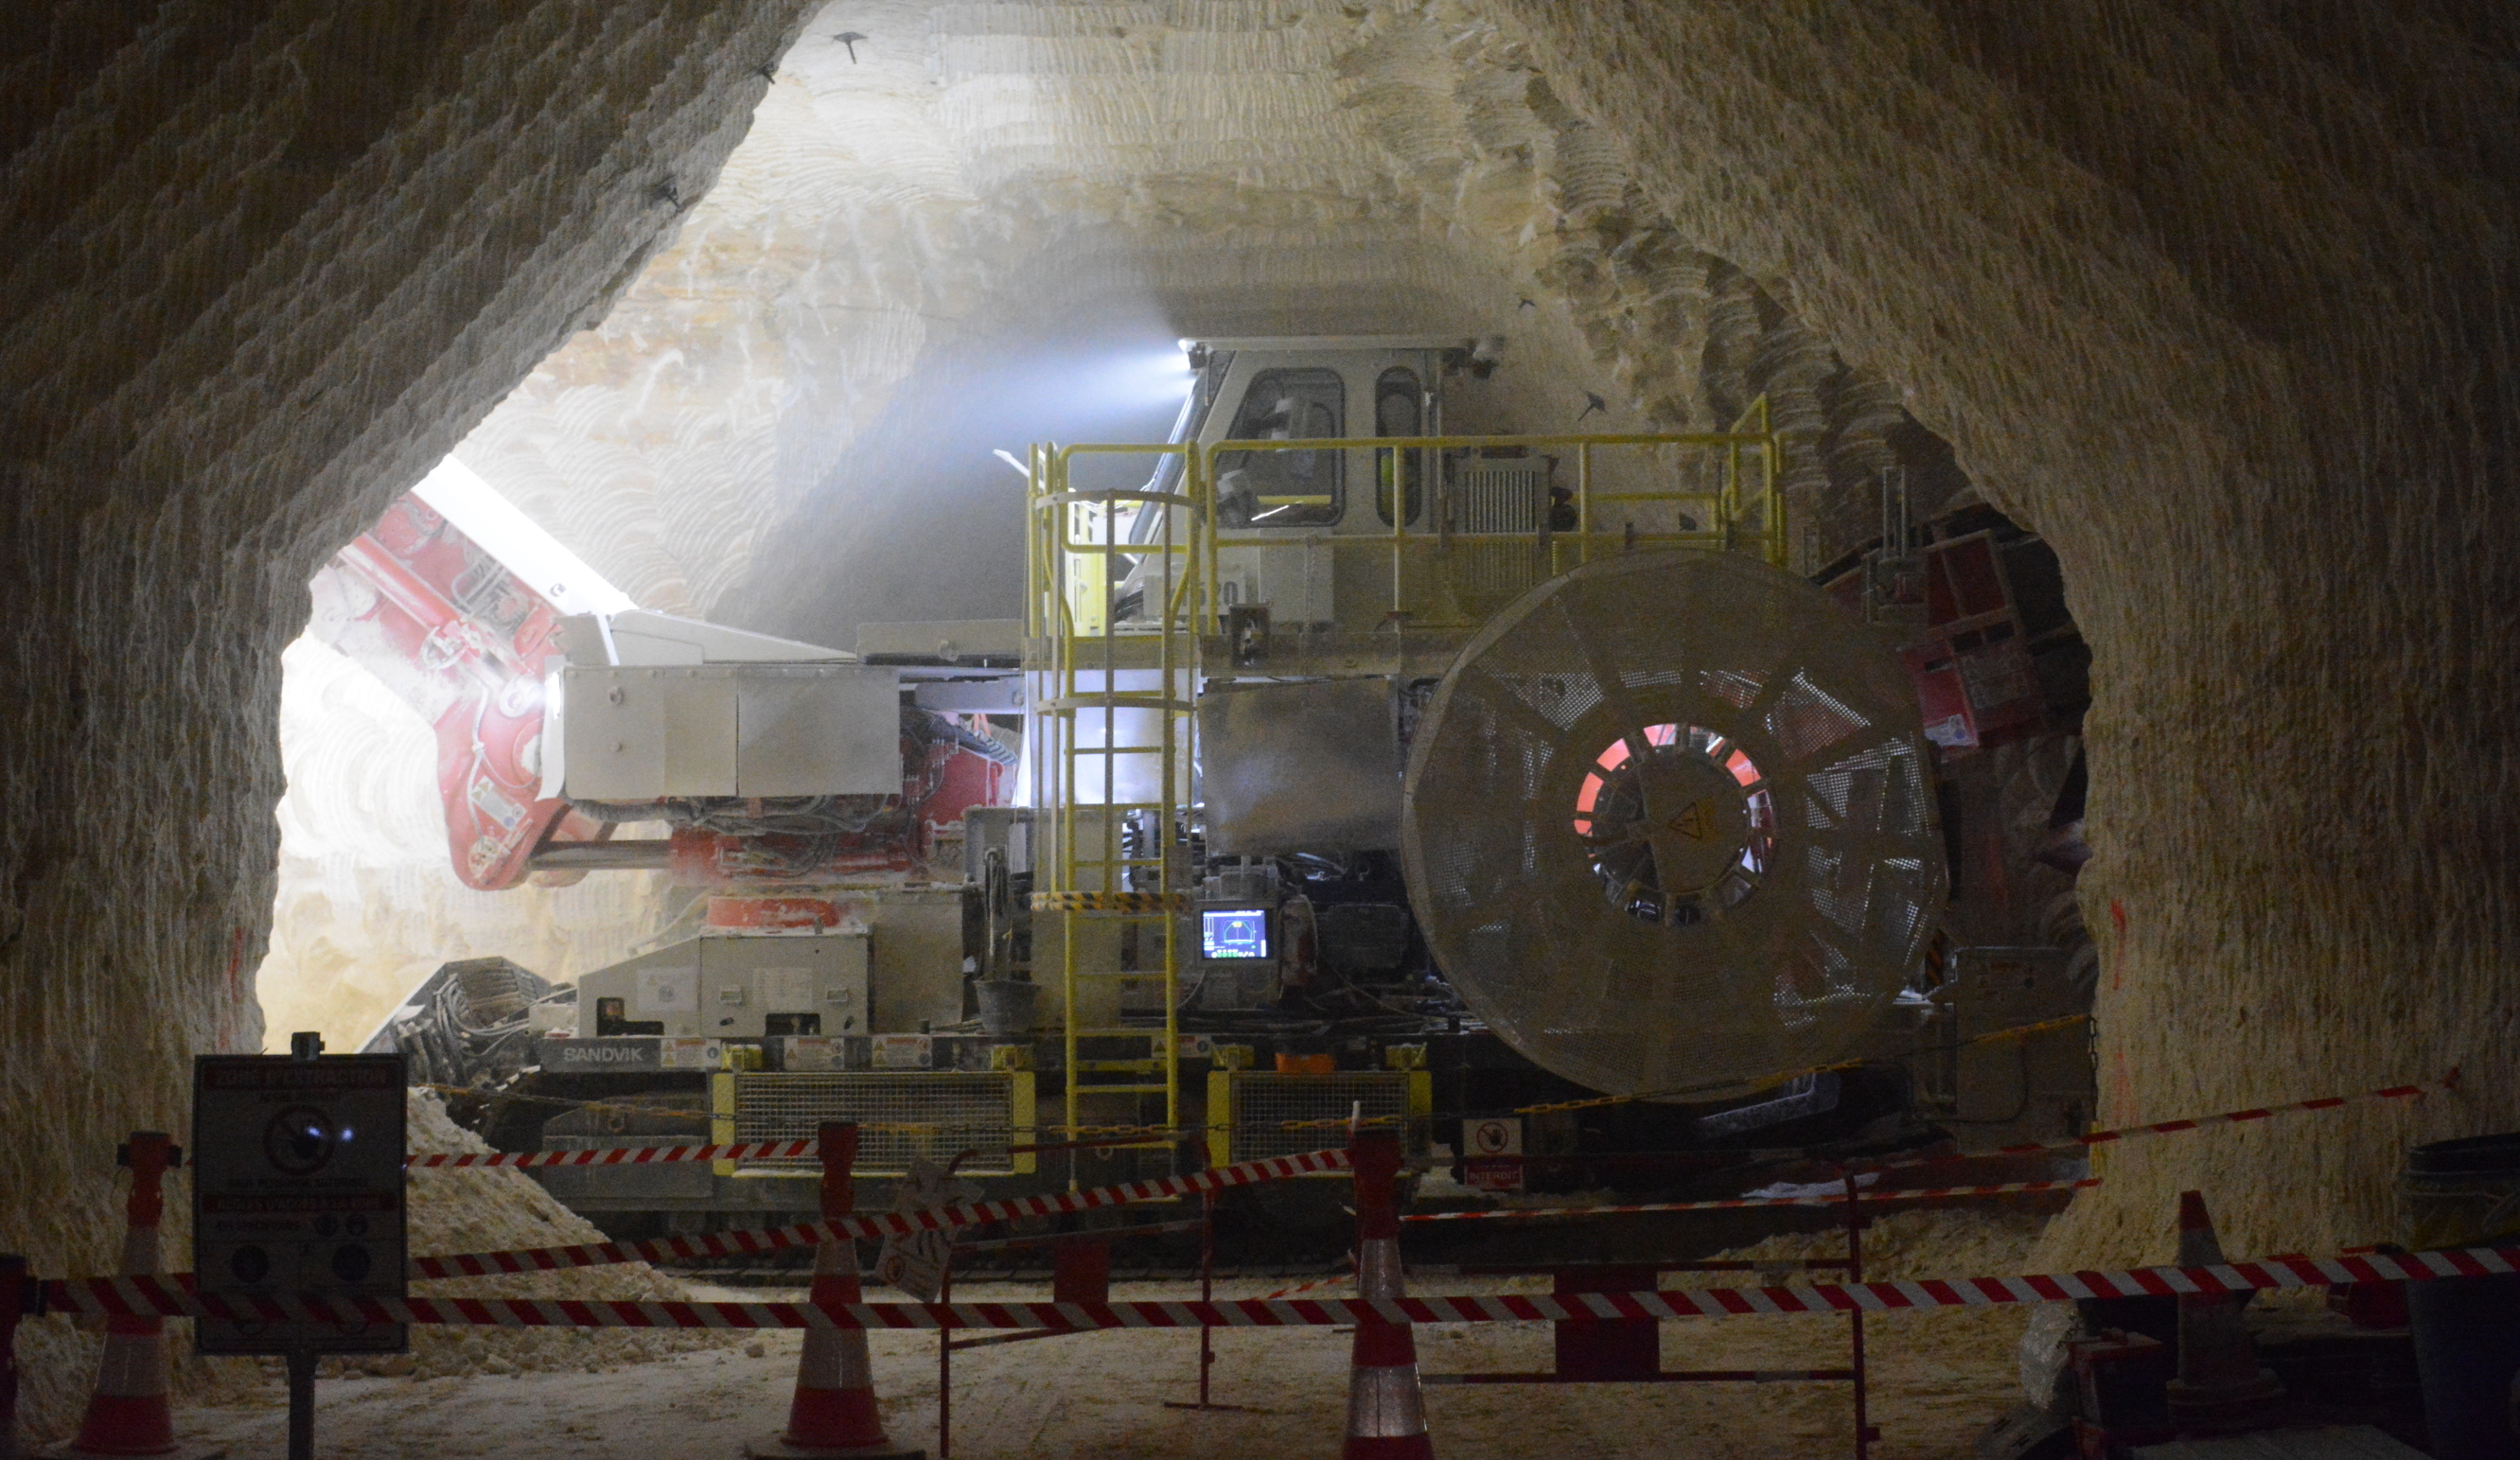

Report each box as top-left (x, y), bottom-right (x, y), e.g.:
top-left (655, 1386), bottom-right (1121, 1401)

top-left (286, 1346), bottom-right (316, 1460)
top-left (1576, 444), bottom-right (1592, 565)
top-left (1845, 1170), bottom-right (1872, 1460)
top-left (1165, 1166), bottom-right (1263, 1414)
top-left (1389, 443), bottom-right (1403, 617)
top-left (1197, 1186), bottom-right (1215, 1405)
top-left (936, 1251), bottom-right (951, 1459)
top-left (0, 1254), bottom-right (26, 1460)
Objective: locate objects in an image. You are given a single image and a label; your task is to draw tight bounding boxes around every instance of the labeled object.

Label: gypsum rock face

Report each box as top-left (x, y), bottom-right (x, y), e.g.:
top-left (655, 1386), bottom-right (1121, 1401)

top-left (1486, 0), bottom-right (2520, 1264)
top-left (0, 0), bottom-right (816, 1437)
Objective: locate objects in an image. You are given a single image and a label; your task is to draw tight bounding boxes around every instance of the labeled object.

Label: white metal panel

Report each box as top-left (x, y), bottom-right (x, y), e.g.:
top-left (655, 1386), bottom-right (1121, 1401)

top-left (576, 943), bottom-right (706, 1036)
top-left (538, 668), bottom-right (568, 800)
top-left (581, 934), bottom-right (871, 1039)
top-left (1217, 540), bottom-right (1334, 625)
top-left (1201, 677), bottom-right (1401, 853)
top-left (606, 627), bottom-right (705, 664)
top-left (564, 663), bottom-right (893, 800)
top-left (555, 610), bottom-right (855, 667)
top-left (562, 667), bottom-right (668, 800)
top-left (912, 677), bottom-right (1023, 712)
top-left (701, 933), bottom-right (871, 1036)
top-left (855, 619), bottom-right (1024, 660)
top-left (859, 887), bottom-right (966, 1033)
top-left (735, 665), bottom-right (901, 796)
top-left (661, 668), bottom-right (739, 795)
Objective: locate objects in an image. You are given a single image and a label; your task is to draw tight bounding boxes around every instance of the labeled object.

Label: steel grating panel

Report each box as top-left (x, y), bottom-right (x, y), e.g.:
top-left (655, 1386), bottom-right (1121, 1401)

top-left (1229, 1072), bottom-right (1421, 1163)
top-left (732, 1073), bottom-right (1018, 1174)
top-left (1454, 461), bottom-right (1548, 534)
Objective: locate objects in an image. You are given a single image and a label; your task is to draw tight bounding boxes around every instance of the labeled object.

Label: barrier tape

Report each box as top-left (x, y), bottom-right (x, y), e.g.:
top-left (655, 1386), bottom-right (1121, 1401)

top-left (409, 1146), bottom-right (1350, 1278)
top-left (410, 1124), bottom-right (1136, 1169)
top-left (1399, 1177), bottom-right (2101, 1225)
top-left (1865, 1073), bottom-right (2453, 1175)
top-left (1261, 1268), bottom-right (1353, 1300)
top-left (409, 1141), bottom-right (817, 1170)
top-left (43, 1244), bottom-right (2520, 1329)
top-left (411, 1119), bottom-right (1348, 1165)
top-left (407, 1127), bottom-right (1190, 1170)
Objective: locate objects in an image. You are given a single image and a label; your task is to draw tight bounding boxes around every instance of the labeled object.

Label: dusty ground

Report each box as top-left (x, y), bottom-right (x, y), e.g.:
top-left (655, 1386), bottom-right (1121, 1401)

top-left (168, 1209), bottom-right (2044, 1460)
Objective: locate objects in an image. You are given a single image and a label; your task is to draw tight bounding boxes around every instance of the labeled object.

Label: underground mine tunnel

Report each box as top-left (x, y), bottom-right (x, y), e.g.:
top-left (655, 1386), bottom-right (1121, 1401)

top-left (5, 3), bottom-right (2518, 1458)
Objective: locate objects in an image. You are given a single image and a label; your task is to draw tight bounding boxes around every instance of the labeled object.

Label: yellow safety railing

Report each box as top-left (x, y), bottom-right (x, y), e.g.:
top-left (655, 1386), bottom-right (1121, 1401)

top-left (1020, 401), bottom-right (1782, 1177)
top-left (1191, 398), bottom-right (1782, 630)
top-left (1026, 443), bottom-right (1205, 1177)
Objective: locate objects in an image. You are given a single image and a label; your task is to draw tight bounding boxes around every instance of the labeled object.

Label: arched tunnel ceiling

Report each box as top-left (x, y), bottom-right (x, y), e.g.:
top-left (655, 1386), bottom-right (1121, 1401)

top-left (3, 3), bottom-right (2518, 1429)
top-left (455, 0), bottom-right (1773, 639)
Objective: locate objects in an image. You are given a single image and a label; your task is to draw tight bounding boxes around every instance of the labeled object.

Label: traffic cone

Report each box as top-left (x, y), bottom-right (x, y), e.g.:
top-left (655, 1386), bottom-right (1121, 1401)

top-left (2164, 1189), bottom-right (2282, 1434)
top-left (62, 1133), bottom-right (208, 1459)
top-left (1343, 1131), bottom-right (1433, 1460)
top-left (746, 1123), bottom-right (920, 1460)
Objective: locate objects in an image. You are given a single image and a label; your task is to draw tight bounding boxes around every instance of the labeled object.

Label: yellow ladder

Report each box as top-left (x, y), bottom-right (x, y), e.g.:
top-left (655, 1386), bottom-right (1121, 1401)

top-left (1026, 443), bottom-right (1207, 1176)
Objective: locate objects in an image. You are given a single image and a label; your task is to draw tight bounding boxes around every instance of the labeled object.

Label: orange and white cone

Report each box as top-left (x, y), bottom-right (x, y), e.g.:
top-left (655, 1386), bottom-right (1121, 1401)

top-left (63, 1134), bottom-right (195, 1459)
top-left (747, 1123), bottom-right (921, 1460)
top-left (2164, 1189), bottom-right (2282, 1434)
top-left (1343, 1132), bottom-right (1432, 1460)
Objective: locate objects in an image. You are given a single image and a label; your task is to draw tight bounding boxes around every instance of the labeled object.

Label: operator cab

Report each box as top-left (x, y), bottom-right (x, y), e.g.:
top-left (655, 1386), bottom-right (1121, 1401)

top-left (1111, 335), bottom-right (1530, 634)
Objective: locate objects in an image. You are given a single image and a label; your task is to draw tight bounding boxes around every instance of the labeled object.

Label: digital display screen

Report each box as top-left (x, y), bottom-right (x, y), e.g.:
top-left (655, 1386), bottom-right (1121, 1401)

top-left (1201, 908), bottom-right (1270, 961)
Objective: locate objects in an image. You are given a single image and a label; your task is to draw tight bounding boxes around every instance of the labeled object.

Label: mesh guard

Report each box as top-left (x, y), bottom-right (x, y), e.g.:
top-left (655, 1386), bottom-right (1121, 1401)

top-left (1400, 551), bottom-right (1945, 1099)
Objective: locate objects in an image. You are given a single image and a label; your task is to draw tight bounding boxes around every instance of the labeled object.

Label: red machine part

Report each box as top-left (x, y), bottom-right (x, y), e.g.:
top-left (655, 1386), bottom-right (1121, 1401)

top-left (311, 495), bottom-right (591, 890)
top-left (315, 491), bottom-right (1013, 891)
top-left (908, 717), bottom-right (1009, 852)
top-left (1904, 532), bottom-right (2046, 757)
top-left (706, 896), bottom-right (848, 931)
top-left (656, 717), bottom-right (1010, 887)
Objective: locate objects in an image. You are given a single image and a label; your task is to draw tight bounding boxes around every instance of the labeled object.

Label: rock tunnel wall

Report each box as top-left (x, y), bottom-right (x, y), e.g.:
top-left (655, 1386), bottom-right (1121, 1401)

top-left (4, 0), bottom-right (2517, 1428)
top-left (1488, 0), bottom-right (2520, 1264)
top-left (0, 0), bottom-right (813, 1432)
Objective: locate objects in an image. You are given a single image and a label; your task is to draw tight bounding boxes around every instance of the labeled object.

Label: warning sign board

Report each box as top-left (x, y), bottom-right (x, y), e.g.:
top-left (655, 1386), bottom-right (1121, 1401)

top-left (192, 1053), bottom-right (408, 1354)
top-left (1461, 1117), bottom-right (1524, 1193)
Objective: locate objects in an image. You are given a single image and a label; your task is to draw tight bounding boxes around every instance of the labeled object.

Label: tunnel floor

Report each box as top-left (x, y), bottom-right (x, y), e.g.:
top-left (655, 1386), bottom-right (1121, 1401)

top-left (168, 1272), bottom-right (2031, 1459)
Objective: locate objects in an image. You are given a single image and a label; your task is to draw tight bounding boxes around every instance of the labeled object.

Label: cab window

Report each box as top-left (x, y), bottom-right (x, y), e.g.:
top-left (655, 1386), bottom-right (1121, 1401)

top-left (1215, 369), bottom-right (1342, 528)
top-left (1373, 367), bottom-right (1424, 526)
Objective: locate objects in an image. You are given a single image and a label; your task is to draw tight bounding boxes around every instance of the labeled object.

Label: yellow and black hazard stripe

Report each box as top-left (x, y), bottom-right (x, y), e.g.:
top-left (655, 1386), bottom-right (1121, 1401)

top-left (1028, 889), bottom-right (1192, 913)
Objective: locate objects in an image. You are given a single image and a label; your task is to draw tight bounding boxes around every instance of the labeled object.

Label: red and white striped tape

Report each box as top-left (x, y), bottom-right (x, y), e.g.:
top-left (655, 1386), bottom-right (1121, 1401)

top-left (403, 1074), bottom-right (2447, 1172)
top-left (1260, 1269), bottom-right (1353, 1300)
top-left (411, 1147), bottom-right (1349, 1279)
top-left (406, 1141), bottom-right (818, 1170)
top-left (1401, 1178), bottom-right (2100, 1225)
top-left (1867, 1075), bottom-right (2450, 1175)
top-left (43, 1245), bottom-right (2520, 1329)
top-left (1397, 1076), bottom-right (2446, 1228)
